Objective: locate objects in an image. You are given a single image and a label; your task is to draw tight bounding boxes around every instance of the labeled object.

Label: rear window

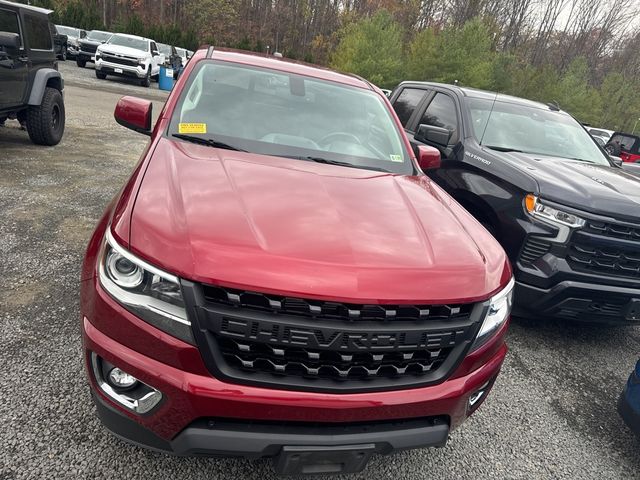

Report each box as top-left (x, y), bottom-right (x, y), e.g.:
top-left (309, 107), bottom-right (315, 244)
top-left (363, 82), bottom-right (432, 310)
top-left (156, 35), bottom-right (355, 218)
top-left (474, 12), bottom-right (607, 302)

top-left (609, 134), bottom-right (639, 153)
top-left (24, 14), bottom-right (52, 50)
top-left (0, 8), bottom-right (21, 47)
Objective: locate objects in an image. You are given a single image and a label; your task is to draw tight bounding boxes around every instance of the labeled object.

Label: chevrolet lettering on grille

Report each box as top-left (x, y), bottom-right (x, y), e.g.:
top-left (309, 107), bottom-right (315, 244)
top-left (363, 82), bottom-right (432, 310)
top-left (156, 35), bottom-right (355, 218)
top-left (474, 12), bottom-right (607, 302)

top-left (216, 317), bottom-right (465, 351)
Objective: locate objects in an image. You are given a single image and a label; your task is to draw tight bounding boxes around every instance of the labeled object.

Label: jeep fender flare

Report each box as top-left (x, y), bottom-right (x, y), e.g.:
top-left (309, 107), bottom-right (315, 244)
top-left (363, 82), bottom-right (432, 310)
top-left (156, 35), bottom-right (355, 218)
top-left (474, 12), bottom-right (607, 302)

top-left (28, 69), bottom-right (64, 106)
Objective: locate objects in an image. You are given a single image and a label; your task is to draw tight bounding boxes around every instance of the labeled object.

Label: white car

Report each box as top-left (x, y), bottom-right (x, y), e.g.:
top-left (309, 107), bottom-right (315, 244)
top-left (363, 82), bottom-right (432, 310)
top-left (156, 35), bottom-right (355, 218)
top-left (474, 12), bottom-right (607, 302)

top-left (94, 33), bottom-right (165, 87)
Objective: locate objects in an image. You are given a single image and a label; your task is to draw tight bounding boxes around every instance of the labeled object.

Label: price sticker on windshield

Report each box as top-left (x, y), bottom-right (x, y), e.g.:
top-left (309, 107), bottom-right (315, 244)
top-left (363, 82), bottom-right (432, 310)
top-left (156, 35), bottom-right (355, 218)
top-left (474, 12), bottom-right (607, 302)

top-left (389, 154), bottom-right (402, 162)
top-left (178, 123), bottom-right (207, 134)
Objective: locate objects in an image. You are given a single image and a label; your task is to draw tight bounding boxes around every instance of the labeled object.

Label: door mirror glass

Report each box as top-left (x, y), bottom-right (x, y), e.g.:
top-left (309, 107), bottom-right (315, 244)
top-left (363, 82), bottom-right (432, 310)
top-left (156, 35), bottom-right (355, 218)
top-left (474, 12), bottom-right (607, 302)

top-left (80, 30), bottom-right (87, 39)
top-left (417, 145), bottom-right (441, 171)
top-left (0, 32), bottom-right (20, 50)
top-left (114, 96), bottom-right (153, 136)
top-left (415, 124), bottom-right (452, 147)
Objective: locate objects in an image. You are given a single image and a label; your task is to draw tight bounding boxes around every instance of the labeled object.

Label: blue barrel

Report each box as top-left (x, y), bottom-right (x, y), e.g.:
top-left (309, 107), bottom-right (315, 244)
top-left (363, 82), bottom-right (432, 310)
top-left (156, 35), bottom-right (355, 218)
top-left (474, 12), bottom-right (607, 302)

top-left (158, 65), bottom-right (175, 91)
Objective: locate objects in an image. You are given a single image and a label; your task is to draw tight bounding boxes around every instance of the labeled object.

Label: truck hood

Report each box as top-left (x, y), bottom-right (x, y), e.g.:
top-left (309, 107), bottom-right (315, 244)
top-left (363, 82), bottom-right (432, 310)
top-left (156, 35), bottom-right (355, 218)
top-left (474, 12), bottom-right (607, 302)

top-left (97, 45), bottom-right (146, 57)
top-left (505, 152), bottom-right (640, 220)
top-left (127, 138), bottom-right (508, 303)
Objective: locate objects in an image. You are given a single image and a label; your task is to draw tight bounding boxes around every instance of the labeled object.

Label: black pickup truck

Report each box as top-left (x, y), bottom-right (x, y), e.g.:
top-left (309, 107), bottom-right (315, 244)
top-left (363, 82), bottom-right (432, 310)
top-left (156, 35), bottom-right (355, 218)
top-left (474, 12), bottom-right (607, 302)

top-left (390, 82), bottom-right (640, 324)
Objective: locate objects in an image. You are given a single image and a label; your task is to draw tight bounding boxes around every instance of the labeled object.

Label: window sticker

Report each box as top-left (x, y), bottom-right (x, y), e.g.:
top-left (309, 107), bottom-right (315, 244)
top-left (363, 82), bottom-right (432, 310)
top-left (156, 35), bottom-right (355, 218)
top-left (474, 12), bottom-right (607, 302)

top-left (389, 154), bottom-right (402, 162)
top-left (178, 123), bottom-right (207, 134)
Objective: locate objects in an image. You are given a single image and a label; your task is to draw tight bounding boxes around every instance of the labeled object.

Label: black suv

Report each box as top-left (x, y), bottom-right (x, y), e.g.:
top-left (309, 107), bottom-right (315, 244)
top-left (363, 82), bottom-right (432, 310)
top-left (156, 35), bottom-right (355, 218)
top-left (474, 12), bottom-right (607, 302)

top-left (390, 82), bottom-right (640, 324)
top-left (0, 1), bottom-right (65, 145)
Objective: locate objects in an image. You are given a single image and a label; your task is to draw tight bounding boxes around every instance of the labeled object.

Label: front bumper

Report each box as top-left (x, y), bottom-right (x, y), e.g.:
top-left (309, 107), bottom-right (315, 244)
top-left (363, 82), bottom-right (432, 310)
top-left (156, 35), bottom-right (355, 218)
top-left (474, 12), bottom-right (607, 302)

top-left (81, 276), bottom-right (507, 463)
top-left (95, 59), bottom-right (147, 78)
top-left (514, 278), bottom-right (640, 324)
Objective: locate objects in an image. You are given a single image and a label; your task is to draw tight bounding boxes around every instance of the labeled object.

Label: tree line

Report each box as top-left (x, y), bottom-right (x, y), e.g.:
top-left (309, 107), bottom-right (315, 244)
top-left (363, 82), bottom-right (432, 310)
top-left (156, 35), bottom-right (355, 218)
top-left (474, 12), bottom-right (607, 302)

top-left (23, 0), bottom-right (640, 131)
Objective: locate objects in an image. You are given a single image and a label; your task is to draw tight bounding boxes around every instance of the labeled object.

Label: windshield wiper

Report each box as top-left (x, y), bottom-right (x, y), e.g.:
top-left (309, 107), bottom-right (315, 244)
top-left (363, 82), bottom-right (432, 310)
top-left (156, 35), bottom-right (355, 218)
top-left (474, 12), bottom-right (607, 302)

top-left (483, 145), bottom-right (524, 153)
top-left (298, 156), bottom-right (391, 173)
top-left (172, 133), bottom-right (246, 152)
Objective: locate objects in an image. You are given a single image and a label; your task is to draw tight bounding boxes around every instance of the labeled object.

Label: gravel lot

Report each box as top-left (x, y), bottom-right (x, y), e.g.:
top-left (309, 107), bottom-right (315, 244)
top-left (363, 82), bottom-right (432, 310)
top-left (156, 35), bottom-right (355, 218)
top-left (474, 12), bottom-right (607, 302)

top-left (1, 61), bottom-right (640, 480)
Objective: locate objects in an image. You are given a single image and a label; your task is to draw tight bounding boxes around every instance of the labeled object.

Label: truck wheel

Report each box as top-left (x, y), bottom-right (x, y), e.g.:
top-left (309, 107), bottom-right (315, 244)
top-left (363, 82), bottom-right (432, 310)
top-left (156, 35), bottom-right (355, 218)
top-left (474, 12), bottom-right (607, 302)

top-left (95, 70), bottom-right (107, 80)
top-left (76, 58), bottom-right (86, 68)
top-left (26, 87), bottom-right (65, 146)
top-left (61, 49), bottom-right (67, 61)
top-left (140, 70), bottom-right (151, 88)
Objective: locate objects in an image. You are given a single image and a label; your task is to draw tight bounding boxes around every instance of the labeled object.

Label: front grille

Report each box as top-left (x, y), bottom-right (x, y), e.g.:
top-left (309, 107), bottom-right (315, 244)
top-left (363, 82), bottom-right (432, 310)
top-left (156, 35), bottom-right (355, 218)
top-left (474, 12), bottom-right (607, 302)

top-left (80, 43), bottom-right (97, 54)
top-left (568, 243), bottom-right (640, 278)
top-left (568, 216), bottom-right (640, 281)
top-left (100, 53), bottom-right (139, 67)
top-left (520, 237), bottom-right (551, 264)
top-left (585, 220), bottom-right (640, 241)
top-left (184, 283), bottom-right (485, 393)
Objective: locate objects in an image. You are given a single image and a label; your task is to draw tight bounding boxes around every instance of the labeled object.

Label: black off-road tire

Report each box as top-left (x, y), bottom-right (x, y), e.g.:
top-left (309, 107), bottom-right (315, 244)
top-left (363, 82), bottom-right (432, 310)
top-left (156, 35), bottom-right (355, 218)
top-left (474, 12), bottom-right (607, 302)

top-left (60, 48), bottom-right (67, 61)
top-left (76, 58), bottom-right (86, 68)
top-left (26, 87), bottom-right (65, 146)
top-left (95, 70), bottom-right (107, 80)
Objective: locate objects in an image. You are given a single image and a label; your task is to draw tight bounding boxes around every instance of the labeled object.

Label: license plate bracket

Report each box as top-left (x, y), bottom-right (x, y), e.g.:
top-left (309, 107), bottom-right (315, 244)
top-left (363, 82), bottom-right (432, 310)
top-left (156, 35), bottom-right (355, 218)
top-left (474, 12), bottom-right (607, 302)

top-left (273, 444), bottom-right (376, 475)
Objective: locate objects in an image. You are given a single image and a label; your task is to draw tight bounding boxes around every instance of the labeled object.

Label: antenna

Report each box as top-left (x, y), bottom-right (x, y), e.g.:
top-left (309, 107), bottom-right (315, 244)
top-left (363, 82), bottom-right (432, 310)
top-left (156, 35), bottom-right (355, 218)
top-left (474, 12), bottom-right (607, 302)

top-left (479, 93), bottom-right (498, 146)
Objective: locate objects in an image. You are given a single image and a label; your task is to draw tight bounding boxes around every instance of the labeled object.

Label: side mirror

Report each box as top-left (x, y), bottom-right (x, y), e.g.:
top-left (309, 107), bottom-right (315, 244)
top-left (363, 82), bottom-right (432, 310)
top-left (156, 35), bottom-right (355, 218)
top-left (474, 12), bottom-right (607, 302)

top-left (80, 31), bottom-right (87, 39)
top-left (417, 145), bottom-right (441, 171)
top-left (610, 155), bottom-right (623, 167)
top-left (114, 96), bottom-right (152, 136)
top-left (0, 32), bottom-right (20, 50)
top-left (152, 50), bottom-right (159, 56)
top-left (415, 124), bottom-right (452, 147)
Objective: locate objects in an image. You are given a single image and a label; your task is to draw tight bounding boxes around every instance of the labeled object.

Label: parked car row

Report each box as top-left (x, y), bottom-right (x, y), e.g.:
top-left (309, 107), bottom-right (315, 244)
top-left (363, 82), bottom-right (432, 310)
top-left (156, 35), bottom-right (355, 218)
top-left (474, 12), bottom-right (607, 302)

top-left (54, 23), bottom-right (193, 87)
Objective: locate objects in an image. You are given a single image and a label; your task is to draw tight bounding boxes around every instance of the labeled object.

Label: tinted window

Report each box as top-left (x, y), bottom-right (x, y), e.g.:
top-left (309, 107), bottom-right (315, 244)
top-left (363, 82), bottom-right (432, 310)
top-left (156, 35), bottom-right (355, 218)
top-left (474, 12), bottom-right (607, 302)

top-left (0, 8), bottom-right (21, 47)
top-left (24, 14), bottom-right (52, 50)
top-left (419, 93), bottom-right (457, 137)
top-left (392, 88), bottom-right (426, 127)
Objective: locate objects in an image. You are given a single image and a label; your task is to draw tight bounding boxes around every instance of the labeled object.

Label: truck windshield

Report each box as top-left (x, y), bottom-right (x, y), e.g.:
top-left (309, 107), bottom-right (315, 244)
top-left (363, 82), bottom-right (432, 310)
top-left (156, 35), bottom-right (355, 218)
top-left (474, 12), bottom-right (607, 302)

top-left (169, 61), bottom-right (412, 174)
top-left (468, 98), bottom-right (610, 166)
top-left (87, 31), bottom-right (112, 42)
top-left (107, 35), bottom-right (148, 51)
top-left (56, 26), bottom-right (79, 37)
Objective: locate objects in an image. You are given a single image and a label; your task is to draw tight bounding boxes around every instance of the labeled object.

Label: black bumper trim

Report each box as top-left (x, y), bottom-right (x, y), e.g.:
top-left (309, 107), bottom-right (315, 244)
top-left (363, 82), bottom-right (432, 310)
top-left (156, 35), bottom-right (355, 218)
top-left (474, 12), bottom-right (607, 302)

top-left (514, 279), bottom-right (640, 324)
top-left (93, 393), bottom-right (449, 459)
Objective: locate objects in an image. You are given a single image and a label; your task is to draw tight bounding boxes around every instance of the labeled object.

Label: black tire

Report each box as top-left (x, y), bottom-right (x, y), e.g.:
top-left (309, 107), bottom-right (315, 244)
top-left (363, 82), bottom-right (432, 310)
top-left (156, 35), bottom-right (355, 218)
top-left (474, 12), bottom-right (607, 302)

top-left (61, 48), bottom-right (67, 61)
top-left (25, 87), bottom-right (65, 146)
top-left (140, 69), bottom-right (151, 88)
top-left (95, 70), bottom-right (107, 80)
top-left (76, 58), bottom-right (86, 68)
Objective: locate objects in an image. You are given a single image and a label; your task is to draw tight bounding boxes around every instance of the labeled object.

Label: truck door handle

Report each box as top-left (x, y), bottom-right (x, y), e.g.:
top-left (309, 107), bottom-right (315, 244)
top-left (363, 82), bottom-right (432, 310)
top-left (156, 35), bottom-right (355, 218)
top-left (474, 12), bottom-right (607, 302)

top-left (17, 56), bottom-right (29, 63)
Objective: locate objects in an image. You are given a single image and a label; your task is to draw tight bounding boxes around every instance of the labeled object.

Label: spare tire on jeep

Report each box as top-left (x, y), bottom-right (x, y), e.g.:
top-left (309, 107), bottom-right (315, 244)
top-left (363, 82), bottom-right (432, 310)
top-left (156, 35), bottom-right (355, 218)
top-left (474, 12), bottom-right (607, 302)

top-left (26, 87), bottom-right (65, 146)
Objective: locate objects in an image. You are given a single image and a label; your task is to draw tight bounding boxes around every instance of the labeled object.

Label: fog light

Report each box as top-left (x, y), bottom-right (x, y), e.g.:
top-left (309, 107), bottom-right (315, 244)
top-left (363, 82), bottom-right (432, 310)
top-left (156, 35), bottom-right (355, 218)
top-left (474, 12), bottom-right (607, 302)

top-left (108, 368), bottom-right (138, 389)
top-left (91, 353), bottom-right (162, 414)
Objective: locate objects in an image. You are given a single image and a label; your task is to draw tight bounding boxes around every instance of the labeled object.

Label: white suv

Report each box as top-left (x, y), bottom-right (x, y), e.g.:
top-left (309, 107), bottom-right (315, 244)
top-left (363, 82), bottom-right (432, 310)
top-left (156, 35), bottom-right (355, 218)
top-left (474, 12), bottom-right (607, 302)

top-left (94, 33), bottom-right (164, 87)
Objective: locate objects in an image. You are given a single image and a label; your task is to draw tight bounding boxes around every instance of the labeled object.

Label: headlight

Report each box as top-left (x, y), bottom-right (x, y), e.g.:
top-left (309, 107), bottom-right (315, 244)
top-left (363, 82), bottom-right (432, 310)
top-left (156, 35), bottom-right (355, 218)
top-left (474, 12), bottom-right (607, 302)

top-left (471, 278), bottom-right (514, 351)
top-left (138, 57), bottom-right (146, 64)
top-left (525, 194), bottom-right (585, 228)
top-left (98, 230), bottom-right (194, 344)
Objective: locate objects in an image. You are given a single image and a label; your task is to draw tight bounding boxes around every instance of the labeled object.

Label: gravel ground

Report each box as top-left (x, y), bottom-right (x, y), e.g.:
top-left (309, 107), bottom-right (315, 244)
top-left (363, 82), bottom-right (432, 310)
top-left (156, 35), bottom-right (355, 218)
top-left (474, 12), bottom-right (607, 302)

top-left (1, 61), bottom-right (640, 480)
